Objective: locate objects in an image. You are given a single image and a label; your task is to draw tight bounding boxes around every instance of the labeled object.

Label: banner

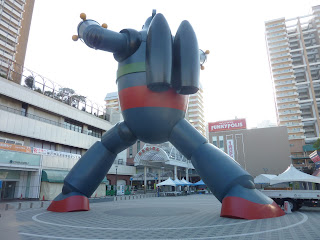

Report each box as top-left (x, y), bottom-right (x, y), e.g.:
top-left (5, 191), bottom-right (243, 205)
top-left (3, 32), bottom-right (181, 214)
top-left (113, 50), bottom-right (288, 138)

top-left (309, 150), bottom-right (320, 163)
top-left (208, 119), bottom-right (247, 132)
top-left (0, 142), bottom-right (31, 153)
top-left (33, 147), bottom-right (81, 159)
top-left (227, 139), bottom-right (235, 158)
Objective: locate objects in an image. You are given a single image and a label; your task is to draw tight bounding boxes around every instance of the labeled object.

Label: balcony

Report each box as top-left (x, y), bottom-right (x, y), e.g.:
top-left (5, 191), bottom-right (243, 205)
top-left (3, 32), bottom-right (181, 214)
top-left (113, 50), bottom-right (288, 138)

top-left (278, 110), bottom-right (302, 116)
top-left (287, 128), bottom-right (305, 133)
top-left (1, 10), bottom-right (20, 27)
top-left (271, 58), bottom-right (292, 65)
top-left (278, 103), bottom-right (300, 109)
top-left (275, 86), bottom-right (297, 92)
top-left (265, 22), bottom-right (285, 29)
top-left (266, 27), bottom-right (286, 34)
top-left (274, 74), bottom-right (295, 80)
top-left (276, 92), bottom-right (298, 98)
top-left (268, 42), bottom-right (288, 49)
top-left (288, 135), bottom-right (306, 140)
top-left (272, 64), bottom-right (292, 70)
top-left (279, 116), bottom-right (302, 121)
top-left (283, 122), bottom-right (303, 127)
top-left (270, 52), bottom-right (291, 59)
top-left (267, 32), bottom-right (287, 39)
top-left (275, 80), bottom-right (296, 86)
top-left (277, 97), bottom-right (299, 103)
top-left (268, 36), bottom-right (288, 44)
top-left (3, 3), bottom-right (22, 19)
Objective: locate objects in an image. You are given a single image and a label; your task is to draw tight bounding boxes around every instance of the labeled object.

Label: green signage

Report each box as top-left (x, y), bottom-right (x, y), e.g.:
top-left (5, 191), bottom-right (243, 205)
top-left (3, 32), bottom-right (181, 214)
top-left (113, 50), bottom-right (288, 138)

top-left (0, 149), bottom-right (41, 166)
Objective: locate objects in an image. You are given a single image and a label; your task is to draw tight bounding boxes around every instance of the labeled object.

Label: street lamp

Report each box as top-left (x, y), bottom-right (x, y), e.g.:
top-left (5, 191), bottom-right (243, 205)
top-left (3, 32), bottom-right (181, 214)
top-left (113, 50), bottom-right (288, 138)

top-left (161, 166), bottom-right (164, 182)
top-left (115, 165), bottom-right (118, 196)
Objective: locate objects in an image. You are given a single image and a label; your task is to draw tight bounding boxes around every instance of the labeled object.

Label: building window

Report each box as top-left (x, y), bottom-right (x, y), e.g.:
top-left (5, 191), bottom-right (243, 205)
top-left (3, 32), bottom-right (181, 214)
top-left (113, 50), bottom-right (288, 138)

top-left (129, 146), bottom-right (133, 158)
top-left (21, 103), bottom-right (28, 116)
top-left (64, 119), bottom-right (83, 133)
top-left (87, 126), bottom-right (102, 138)
top-left (137, 140), bottom-right (141, 152)
top-left (212, 136), bottom-right (217, 146)
top-left (219, 136), bottom-right (224, 149)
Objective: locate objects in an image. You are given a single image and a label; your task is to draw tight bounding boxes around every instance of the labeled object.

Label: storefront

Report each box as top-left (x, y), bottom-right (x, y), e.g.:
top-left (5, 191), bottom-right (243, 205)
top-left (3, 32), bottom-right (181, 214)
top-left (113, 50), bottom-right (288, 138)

top-left (40, 169), bottom-right (108, 200)
top-left (0, 148), bottom-right (41, 200)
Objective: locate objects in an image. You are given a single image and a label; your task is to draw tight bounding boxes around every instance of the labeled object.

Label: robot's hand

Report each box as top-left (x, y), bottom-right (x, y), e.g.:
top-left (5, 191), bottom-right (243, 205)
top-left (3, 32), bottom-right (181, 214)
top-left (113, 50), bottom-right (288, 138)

top-left (72, 13), bottom-right (108, 41)
top-left (199, 50), bottom-right (210, 70)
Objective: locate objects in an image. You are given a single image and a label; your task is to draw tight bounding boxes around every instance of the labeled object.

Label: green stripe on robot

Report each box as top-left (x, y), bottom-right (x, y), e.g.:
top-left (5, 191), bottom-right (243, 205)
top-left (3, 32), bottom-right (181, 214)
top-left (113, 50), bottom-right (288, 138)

top-left (116, 62), bottom-right (146, 79)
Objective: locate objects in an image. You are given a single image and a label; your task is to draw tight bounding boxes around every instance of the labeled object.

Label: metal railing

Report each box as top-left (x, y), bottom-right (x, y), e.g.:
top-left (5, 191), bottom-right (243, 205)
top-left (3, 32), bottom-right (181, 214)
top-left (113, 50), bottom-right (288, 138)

top-left (0, 58), bottom-right (110, 121)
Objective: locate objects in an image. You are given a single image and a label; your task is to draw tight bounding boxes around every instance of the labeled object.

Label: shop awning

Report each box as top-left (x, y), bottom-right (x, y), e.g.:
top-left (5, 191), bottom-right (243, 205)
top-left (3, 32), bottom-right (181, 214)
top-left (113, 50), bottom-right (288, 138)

top-left (42, 170), bottom-right (108, 183)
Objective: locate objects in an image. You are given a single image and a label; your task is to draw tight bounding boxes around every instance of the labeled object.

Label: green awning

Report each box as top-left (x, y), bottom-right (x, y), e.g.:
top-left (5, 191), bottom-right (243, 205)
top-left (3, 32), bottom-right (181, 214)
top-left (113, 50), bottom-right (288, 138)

top-left (41, 170), bottom-right (108, 183)
top-left (303, 145), bottom-right (317, 152)
top-left (42, 170), bottom-right (68, 183)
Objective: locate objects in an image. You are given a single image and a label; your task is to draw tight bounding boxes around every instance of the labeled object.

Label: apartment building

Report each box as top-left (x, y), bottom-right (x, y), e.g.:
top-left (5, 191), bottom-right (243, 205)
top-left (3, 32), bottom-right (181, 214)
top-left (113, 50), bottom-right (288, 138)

top-left (265, 5), bottom-right (320, 157)
top-left (0, 73), bottom-right (136, 200)
top-left (0, 0), bottom-right (35, 83)
top-left (186, 84), bottom-right (206, 137)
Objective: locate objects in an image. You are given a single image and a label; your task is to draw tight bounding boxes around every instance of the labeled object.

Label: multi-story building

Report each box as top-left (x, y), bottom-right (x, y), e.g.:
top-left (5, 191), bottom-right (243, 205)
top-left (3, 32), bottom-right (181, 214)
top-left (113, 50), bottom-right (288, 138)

top-left (208, 119), bottom-right (291, 177)
top-left (0, 0), bottom-right (35, 84)
top-left (265, 5), bottom-right (320, 158)
top-left (0, 70), bottom-right (135, 200)
top-left (186, 84), bottom-right (206, 137)
top-left (104, 91), bottom-right (120, 112)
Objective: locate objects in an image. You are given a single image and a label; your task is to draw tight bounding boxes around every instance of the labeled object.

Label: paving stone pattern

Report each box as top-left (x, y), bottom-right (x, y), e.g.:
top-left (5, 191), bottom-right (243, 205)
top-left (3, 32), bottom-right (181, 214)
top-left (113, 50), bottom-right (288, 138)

top-left (1, 195), bottom-right (320, 239)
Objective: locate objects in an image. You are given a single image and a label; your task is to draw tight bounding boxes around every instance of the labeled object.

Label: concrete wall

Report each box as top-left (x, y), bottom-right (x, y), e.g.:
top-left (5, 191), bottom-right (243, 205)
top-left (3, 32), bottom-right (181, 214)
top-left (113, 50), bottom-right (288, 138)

top-left (0, 77), bottom-right (112, 131)
top-left (209, 126), bottom-right (292, 177)
top-left (0, 109), bottom-right (99, 149)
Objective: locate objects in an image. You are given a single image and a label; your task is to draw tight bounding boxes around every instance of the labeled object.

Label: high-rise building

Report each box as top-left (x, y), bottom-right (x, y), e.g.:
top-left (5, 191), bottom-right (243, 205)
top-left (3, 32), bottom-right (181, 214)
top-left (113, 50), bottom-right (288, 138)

top-left (104, 91), bottom-right (120, 112)
top-left (0, 0), bottom-right (35, 83)
top-left (265, 5), bottom-right (320, 155)
top-left (186, 84), bottom-right (206, 137)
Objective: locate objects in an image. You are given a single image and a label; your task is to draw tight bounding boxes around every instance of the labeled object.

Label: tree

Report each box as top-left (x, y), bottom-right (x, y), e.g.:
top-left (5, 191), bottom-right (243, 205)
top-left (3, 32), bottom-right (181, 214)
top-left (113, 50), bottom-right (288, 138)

top-left (313, 138), bottom-right (320, 150)
top-left (24, 76), bottom-right (35, 89)
top-left (71, 94), bottom-right (86, 108)
top-left (56, 88), bottom-right (75, 104)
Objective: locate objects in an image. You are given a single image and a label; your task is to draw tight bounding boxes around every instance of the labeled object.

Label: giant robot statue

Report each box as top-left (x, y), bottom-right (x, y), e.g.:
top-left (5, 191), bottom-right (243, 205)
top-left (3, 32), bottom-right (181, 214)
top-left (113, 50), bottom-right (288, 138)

top-left (48, 11), bottom-right (285, 220)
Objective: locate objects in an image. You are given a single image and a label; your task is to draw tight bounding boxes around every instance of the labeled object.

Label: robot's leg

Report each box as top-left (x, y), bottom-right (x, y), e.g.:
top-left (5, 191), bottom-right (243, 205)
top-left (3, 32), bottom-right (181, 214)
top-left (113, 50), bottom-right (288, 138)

top-left (169, 119), bottom-right (284, 220)
top-left (47, 122), bottom-right (136, 212)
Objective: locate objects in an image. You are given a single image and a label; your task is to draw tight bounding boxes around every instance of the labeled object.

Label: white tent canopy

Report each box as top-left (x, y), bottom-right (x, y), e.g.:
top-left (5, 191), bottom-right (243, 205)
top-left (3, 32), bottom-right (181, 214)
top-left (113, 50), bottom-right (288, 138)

top-left (173, 179), bottom-right (184, 186)
top-left (181, 178), bottom-right (192, 186)
top-left (156, 177), bottom-right (176, 186)
top-left (254, 174), bottom-right (277, 184)
top-left (270, 164), bottom-right (320, 185)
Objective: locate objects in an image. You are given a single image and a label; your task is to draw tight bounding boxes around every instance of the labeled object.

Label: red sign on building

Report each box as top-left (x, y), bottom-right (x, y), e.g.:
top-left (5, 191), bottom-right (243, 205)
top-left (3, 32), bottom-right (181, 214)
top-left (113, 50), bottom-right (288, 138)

top-left (208, 119), bottom-right (247, 132)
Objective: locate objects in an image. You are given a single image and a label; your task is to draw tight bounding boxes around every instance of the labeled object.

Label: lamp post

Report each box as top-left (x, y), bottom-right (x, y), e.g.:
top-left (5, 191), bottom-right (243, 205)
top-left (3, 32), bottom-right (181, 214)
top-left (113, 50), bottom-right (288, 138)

top-left (115, 165), bottom-right (118, 196)
top-left (161, 166), bottom-right (164, 182)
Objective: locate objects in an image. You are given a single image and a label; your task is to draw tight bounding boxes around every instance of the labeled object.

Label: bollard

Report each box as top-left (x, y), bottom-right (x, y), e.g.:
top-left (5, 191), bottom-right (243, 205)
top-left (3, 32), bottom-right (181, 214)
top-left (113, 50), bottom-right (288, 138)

top-left (129, 196), bottom-right (130, 200)
top-left (41, 202), bottom-right (44, 208)
top-left (30, 203), bottom-right (33, 208)
top-left (125, 196), bottom-right (126, 200)
top-left (18, 203), bottom-right (22, 210)
top-left (5, 203), bottom-right (9, 211)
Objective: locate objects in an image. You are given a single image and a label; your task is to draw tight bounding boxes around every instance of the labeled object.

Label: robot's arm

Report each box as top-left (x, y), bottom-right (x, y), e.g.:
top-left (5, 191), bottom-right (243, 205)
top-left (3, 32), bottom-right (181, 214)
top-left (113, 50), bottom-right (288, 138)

top-left (73, 13), bottom-right (141, 62)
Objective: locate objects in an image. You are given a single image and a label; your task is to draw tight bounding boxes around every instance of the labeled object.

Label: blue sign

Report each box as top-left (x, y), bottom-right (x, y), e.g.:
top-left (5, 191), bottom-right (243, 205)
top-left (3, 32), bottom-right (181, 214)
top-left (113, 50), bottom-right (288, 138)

top-left (0, 180), bottom-right (2, 189)
top-left (154, 177), bottom-right (158, 180)
top-left (130, 177), bottom-right (133, 181)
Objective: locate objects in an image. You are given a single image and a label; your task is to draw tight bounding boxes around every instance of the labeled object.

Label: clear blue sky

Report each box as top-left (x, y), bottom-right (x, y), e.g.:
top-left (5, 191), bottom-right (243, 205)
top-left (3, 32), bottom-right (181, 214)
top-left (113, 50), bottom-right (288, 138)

top-left (25, 0), bottom-right (320, 128)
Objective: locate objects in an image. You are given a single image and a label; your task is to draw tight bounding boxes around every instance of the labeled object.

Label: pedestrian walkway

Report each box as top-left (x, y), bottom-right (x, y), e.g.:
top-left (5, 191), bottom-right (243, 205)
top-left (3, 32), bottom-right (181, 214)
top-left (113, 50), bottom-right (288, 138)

top-left (1, 194), bottom-right (320, 239)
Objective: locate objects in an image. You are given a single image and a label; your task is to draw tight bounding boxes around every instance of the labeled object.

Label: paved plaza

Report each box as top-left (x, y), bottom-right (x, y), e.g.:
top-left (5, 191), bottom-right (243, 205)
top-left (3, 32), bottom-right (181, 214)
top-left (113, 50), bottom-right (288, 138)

top-left (0, 194), bottom-right (320, 240)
